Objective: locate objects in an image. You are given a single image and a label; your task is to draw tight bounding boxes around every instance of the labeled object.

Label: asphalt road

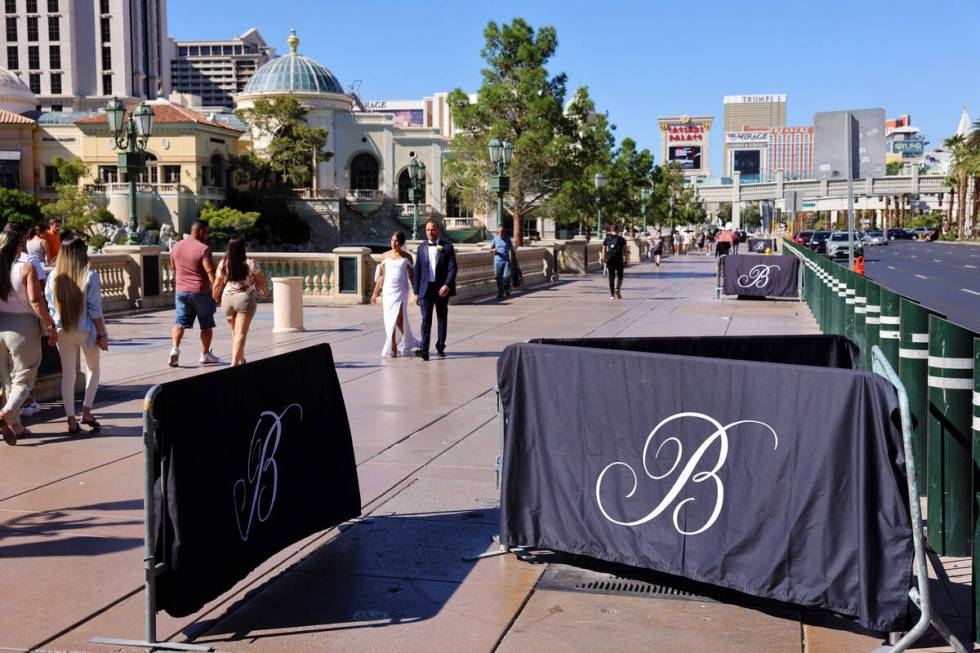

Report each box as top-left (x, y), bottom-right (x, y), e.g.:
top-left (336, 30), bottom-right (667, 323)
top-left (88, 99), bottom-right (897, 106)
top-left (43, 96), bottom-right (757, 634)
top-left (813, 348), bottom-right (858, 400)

top-left (857, 241), bottom-right (980, 333)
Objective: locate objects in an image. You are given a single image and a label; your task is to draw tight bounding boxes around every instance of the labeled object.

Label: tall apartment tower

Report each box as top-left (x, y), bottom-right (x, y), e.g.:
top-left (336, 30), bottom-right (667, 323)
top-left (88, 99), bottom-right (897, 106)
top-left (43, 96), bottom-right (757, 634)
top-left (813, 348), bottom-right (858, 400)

top-left (169, 29), bottom-right (275, 111)
top-left (722, 94), bottom-right (786, 176)
top-left (0, 0), bottom-right (169, 112)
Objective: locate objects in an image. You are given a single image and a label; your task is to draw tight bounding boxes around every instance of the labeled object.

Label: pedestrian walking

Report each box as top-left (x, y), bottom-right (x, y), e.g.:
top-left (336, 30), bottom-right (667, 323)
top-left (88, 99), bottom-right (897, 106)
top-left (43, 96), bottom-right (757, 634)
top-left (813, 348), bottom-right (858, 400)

top-left (26, 225), bottom-right (50, 266)
top-left (413, 219), bottom-right (457, 361)
top-left (41, 218), bottom-right (61, 264)
top-left (673, 229), bottom-right (681, 256)
top-left (651, 230), bottom-right (664, 267)
top-left (212, 236), bottom-right (269, 366)
top-left (0, 230), bottom-right (57, 444)
top-left (486, 225), bottom-right (515, 299)
top-left (601, 224), bottom-right (627, 300)
top-left (45, 237), bottom-right (108, 434)
top-left (706, 230), bottom-right (714, 255)
top-left (370, 231), bottom-right (420, 358)
top-left (715, 228), bottom-right (734, 257)
top-left (696, 230), bottom-right (706, 255)
top-left (4, 223), bottom-right (45, 417)
top-left (168, 219), bottom-right (220, 367)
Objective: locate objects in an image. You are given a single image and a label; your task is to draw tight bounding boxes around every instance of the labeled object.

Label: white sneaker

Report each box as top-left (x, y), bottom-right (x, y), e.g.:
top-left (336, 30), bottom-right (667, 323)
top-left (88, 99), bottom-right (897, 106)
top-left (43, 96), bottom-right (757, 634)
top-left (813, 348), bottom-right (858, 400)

top-left (20, 400), bottom-right (40, 417)
top-left (199, 351), bottom-right (221, 365)
top-left (168, 347), bottom-right (180, 367)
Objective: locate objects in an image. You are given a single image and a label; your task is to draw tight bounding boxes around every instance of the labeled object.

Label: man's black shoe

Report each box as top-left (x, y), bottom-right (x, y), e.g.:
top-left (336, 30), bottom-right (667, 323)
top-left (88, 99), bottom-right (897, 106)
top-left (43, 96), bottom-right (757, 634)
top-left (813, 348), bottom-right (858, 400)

top-left (415, 350), bottom-right (429, 361)
top-left (436, 349), bottom-right (446, 358)
top-left (496, 293), bottom-right (504, 299)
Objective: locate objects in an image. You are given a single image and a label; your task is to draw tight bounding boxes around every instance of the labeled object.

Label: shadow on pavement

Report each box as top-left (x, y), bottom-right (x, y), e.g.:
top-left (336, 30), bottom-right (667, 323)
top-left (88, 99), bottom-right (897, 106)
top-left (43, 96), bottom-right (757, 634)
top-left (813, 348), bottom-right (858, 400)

top-left (193, 510), bottom-right (500, 645)
top-left (0, 504), bottom-right (143, 558)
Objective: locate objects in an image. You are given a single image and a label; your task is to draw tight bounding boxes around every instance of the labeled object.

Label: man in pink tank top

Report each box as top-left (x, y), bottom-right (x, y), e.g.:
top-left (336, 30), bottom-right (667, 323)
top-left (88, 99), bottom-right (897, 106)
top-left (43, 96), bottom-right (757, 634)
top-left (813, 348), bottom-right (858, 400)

top-left (168, 220), bottom-right (219, 367)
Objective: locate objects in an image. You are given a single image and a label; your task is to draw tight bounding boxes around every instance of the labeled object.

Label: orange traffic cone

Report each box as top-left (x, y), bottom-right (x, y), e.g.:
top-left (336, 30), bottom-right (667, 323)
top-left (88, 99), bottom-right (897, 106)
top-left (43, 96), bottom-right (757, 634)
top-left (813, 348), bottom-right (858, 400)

top-left (854, 256), bottom-right (865, 276)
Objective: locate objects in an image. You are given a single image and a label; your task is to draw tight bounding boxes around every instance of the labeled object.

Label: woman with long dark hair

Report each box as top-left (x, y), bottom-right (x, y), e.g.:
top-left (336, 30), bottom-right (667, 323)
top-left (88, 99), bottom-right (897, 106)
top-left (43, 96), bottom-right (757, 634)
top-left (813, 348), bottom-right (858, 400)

top-left (45, 237), bottom-right (108, 434)
top-left (0, 230), bottom-right (57, 444)
top-left (212, 236), bottom-right (268, 366)
top-left (370, 231), bottom-right (419, 357)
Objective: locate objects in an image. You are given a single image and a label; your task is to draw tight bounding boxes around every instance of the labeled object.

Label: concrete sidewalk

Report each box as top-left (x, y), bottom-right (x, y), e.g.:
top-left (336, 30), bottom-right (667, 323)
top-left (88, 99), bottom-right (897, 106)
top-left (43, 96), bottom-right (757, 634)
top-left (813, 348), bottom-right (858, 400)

top-left (0, 253), bottom-right (967, 652)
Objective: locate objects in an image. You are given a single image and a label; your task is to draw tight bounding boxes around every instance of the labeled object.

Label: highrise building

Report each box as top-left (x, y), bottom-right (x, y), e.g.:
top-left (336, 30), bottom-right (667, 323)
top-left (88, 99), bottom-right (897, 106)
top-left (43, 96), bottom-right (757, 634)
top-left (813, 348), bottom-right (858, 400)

top-left (169, 29), bottom-right (275, 111)
top-left (0, 0), bottom-right (169, 112)
top-left (722, 94), bottom-right (786, 176)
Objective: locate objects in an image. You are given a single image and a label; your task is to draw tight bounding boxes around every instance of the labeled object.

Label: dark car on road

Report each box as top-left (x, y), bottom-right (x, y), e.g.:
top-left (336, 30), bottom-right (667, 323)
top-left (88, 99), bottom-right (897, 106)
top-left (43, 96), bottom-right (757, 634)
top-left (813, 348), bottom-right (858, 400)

top-left (793, 230), bottom-right (814, 245)
top-left (886, 228), bottom-right (914, 241)
top-left (808, 231), bottom-right (831, 253)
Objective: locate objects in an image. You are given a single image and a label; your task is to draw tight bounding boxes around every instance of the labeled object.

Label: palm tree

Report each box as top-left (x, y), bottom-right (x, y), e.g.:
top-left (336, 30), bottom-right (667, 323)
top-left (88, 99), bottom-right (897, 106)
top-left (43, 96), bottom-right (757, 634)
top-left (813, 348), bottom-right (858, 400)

top-left (943, 134), bottom-right (967, 237)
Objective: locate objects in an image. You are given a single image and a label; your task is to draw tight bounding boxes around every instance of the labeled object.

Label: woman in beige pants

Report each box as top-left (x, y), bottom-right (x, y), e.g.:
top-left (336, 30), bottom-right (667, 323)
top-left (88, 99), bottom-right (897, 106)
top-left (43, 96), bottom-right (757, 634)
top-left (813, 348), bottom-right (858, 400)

top-left (45, 237), bottom-right (108, 434)
top-left (0, 230), bottom-right (57, 444)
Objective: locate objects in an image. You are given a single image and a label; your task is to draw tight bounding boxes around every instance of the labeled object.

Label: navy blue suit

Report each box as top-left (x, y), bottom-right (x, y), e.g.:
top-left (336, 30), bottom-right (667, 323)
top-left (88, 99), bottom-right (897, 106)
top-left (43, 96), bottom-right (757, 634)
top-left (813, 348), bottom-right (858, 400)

top-left (413, 239), bottom-right (457, 353)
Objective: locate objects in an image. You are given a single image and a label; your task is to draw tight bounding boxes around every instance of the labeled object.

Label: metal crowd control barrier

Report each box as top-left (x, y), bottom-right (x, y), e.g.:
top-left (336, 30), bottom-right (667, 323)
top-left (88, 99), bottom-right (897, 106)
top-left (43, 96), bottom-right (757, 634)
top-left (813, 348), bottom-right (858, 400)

top-left (926, 316), bottom-right (974, 557)
top-left (844, 270), bottom-right (856, 343)
top-left (879, 287), bottom-right (901, 371)
top-left (91, 386), bottom-right (213, 652)
top-left (869, 346), bottom-right (969, 653)
top-left (900, 299), bottom-right (933, 499)
top-left (854, 275), bottom-right (868, 369)
top-left (865, 282), bottom-right (882, 371)
top-left (974, 337), bottom-right (980, 643)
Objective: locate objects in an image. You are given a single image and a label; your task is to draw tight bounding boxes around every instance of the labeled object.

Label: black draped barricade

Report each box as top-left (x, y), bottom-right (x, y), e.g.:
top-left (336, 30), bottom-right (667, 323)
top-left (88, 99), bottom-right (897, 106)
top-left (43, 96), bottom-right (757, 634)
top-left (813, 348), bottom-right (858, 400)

top-left (93, 344), bottom-right (361, 652)
top-left (497, 336), bottom-right (914, 632)
top-left (722, 254), bottom-right (800, 298)
top-left (153, 344), bottom-right (361, 617)
top-left (748, 238), bottom-right (775, 253)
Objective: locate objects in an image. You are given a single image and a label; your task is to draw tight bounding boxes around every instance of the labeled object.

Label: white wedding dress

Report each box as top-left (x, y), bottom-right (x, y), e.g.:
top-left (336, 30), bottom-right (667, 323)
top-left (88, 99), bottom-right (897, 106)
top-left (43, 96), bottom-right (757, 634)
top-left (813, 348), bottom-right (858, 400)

top-left (380, 257), bottom-right (420, 357)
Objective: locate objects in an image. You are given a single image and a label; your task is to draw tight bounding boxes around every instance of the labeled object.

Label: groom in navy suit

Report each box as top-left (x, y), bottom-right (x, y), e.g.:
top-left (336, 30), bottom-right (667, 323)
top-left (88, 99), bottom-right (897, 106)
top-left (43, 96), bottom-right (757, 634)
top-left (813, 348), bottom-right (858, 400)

top-left (413, 219), bottom-right (457, 361)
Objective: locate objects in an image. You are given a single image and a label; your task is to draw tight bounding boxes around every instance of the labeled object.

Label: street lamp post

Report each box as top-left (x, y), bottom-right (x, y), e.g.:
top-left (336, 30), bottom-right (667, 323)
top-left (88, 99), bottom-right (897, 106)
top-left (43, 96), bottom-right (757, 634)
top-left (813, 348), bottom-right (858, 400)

top-left (407, 156), bottom-right (426, 240)
top-left (106, 97), bottom-right (154, 245)
top-left (640, 188), bottom-right (651, 234)
top-left (488, 138), bottom-right (513, 236)
top-left (594, 172), bottom-right (607, 239)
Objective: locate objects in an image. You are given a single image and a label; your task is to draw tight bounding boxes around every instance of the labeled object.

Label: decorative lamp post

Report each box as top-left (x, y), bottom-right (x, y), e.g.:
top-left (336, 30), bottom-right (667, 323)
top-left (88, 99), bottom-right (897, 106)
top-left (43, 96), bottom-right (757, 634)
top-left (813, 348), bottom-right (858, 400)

top-left (640, 188), bottom-right (651, 234)
top-left (106, 98), bottom-right (154, 244)
top-left (488, 138), bottom-right (512, 236)
top-left (594, 172), bottom-right (607, 239)
top-left (408, 156), bottom-right (426, 240)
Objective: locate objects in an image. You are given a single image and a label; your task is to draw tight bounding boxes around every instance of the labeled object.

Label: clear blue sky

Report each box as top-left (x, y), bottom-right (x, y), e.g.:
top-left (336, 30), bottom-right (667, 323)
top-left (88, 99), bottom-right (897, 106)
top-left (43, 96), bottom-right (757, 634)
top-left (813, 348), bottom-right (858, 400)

top-left (170, 0), bottom-right (980, 175)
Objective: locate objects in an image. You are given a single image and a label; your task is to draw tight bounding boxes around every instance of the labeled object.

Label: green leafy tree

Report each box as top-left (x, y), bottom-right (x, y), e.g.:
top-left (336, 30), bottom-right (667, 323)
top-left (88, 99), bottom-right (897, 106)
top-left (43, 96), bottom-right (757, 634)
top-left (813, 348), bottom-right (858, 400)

top-left (602, 138), bottom-right (656, 231)
top-left (447, 18), bottom-right (584, 245)
top-left (199, 202), bottom-right (260, 242)
top-left (234, 96), bottom-right (331, 190)
top-left (0, 187), bottom-right (41, 227)
top-left (41, 157), bottom-right (103, 236)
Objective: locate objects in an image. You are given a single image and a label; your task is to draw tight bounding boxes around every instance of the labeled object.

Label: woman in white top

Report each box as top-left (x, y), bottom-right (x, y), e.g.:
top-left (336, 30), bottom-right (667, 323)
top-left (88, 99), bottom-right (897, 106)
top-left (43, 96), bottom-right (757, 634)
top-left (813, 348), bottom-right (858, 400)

top-left (45, 237), bottom-right (109, 434)
top-left (212, 236), bottom-right (269, 366)
top-left (370, 231), bottom-right (420, 357)
top-left (0, 229), bottom-right (57, 444)
top-left (26, 224), bottom-right (49, 266)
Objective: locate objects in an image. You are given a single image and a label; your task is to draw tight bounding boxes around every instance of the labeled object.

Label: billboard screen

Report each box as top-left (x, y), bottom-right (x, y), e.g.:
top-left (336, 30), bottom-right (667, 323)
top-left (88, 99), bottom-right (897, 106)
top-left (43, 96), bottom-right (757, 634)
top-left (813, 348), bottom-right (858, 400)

top-left (669, 146), bottom-right (702, 170)
top-left (733, 149), bottom-right (761, 179)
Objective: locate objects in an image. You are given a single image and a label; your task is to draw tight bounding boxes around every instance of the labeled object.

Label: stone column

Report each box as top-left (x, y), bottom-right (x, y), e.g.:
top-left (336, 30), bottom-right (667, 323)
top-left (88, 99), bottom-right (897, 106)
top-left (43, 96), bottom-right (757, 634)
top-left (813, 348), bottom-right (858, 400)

top-left (331, 246), bottom-right (373, 304)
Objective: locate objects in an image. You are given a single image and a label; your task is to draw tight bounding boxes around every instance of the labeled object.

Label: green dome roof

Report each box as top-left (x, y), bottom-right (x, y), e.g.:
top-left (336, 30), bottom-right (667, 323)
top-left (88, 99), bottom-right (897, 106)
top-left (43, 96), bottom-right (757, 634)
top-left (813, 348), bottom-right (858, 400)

top-left (242, 29), bottom-right (344, 96)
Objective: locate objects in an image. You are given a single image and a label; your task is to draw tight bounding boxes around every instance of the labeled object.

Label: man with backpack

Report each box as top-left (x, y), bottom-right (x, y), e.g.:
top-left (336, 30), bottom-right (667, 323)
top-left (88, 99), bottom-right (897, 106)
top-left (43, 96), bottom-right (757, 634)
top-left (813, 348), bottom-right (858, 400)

top-left (601, 224), bottom-right (628, 300)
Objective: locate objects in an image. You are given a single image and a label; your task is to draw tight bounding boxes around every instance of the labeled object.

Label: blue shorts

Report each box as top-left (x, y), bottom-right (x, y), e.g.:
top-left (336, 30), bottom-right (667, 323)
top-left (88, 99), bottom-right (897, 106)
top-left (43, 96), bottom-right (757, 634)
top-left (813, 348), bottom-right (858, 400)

top-left (175, 291), bottom-right (216, 330)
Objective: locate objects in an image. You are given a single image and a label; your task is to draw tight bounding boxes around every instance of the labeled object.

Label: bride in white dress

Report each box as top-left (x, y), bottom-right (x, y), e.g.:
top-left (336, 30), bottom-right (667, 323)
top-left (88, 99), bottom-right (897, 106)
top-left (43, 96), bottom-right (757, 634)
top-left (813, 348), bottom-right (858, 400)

top-left (370, 232), bottom-right (421, 357)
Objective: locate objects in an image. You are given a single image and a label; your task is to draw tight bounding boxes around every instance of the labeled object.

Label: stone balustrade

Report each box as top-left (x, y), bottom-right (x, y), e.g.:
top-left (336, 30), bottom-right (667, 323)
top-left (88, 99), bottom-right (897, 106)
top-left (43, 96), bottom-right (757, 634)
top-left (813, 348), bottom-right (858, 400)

top-left (89, 253), bottom-right (139, 312)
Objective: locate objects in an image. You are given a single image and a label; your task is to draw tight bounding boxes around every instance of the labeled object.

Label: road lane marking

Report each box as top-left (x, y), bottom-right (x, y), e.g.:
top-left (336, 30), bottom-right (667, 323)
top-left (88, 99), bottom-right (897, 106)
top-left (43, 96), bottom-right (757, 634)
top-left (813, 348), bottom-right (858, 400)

top-left (962, 289), bottom-right (980, 297)
top-left (915, 274), bottom-right (928, 279)
top-left (966, 264), bottom-right (977, 269)
top-left (887, 265), bottom-right (896, 270)
top-left (933, 259), bottom-right (942, 263)
top-left (910, 255), bottom-right (918, 258)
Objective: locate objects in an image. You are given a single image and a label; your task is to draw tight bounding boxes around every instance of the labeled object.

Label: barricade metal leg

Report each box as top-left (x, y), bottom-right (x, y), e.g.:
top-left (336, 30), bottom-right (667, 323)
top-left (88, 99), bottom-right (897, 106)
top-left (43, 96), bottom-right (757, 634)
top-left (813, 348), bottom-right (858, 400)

top-left (464, 385), bottom-right (527, 562)
top-left (869, 347), bottom-right (969, 653)
top-left (91, 386), bottom-right (214, 653)
top-left (715, 254), bottom-right (726, 299)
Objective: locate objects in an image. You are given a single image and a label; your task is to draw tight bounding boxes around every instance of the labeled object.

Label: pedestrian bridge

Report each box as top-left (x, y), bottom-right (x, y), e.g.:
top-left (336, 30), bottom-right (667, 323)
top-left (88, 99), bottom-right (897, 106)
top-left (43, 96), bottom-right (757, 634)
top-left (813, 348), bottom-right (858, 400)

top-left (694, 171), bottom-right (946, 204)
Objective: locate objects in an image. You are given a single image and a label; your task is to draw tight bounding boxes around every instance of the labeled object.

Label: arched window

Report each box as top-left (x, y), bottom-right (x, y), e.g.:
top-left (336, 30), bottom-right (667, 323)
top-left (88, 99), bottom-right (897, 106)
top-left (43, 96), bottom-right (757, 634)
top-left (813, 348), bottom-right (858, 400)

top-left (132, 153), bottom-right (158, 184)
top-left (445, 187), bottom-right (472, 218)
top-left (350, 153), bottom-right (379, 190)
top-left (398, 168), bottom-right (425, 204)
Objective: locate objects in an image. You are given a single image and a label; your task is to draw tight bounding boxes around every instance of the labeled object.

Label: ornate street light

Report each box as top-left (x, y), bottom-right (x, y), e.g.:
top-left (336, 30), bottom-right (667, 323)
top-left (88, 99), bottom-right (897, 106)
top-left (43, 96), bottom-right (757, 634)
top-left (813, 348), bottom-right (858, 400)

top-left (489, 138), bottom-right (512, 237)
top-left (106, 97), bottom-right (154, 244)
top-left (640, 188), bottom-right (651, 234)
top-left (408, 156), bottom-right (426, 240)
top-left (594, 172), bottom-right (607, 239)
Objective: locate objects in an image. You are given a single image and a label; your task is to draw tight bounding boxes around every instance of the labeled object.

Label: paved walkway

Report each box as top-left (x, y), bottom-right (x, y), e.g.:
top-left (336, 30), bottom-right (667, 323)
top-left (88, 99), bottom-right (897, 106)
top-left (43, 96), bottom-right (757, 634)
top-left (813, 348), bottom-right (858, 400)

top-left (0, 253), bottom-right (967, 652)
